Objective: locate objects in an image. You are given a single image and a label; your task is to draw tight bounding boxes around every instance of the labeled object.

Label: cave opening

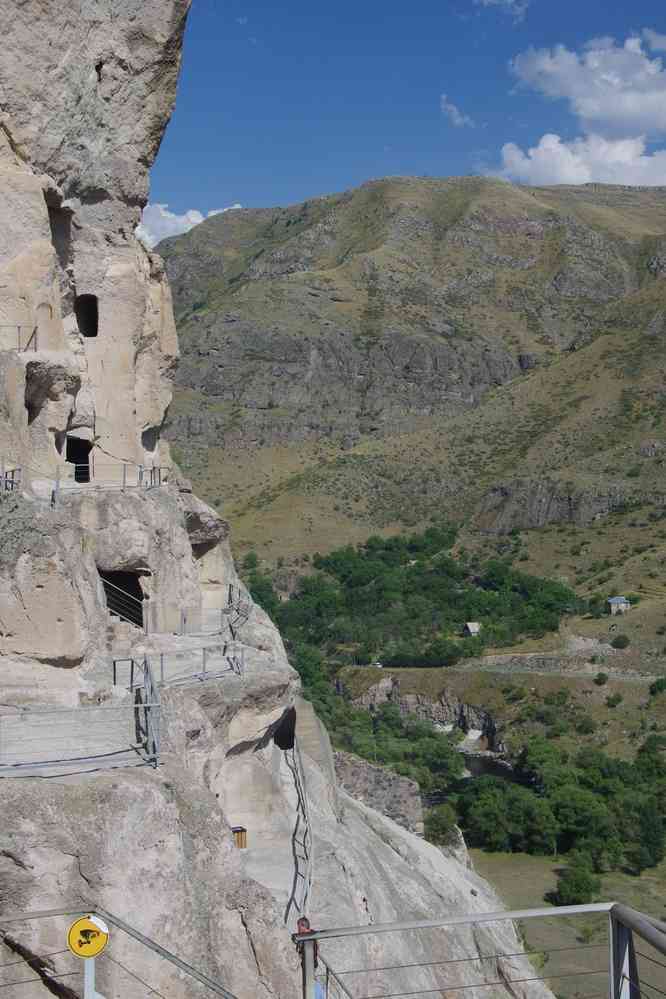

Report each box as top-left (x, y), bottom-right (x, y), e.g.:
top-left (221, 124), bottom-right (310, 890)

top-left (65, 436), bottom-right (92, 483)
top-left (273, 706), bottom-right (296, 751)
top-left (75, 294), bottom-right (99, 337)
top-left (141, 426), bottom-right (159, 452)
top-left (98, 569), bottom-right (145, 629)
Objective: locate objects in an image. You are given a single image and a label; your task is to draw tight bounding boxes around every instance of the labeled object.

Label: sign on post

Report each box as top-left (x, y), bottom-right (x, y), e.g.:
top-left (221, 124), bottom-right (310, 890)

top-left (67, 915), bottom-right (109, 958)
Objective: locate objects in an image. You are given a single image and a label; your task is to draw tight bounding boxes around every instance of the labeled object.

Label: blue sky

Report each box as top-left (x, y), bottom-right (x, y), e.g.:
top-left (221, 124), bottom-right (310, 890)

top-left (139, 0), bottom-right (666, 245)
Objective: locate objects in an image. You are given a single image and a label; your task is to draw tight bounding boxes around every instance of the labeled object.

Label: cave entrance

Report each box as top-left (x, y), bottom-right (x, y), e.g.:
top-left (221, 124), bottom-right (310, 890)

top-left (98, 569), bottom-right (145, 629)
top-left (66, 436), bottom-right (92, 483)
top-left (75, 294), bottom-right (99, 338)
top-left (273, 706), bottom-right (296, 751)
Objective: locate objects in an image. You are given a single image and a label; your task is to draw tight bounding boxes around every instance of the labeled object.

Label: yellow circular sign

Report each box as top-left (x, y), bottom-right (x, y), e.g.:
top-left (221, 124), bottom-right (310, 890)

top-left (67, 915), bottom-right (109, 959)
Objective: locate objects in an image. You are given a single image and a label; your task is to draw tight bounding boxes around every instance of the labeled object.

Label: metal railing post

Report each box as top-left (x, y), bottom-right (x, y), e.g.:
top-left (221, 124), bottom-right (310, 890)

top-left (160, 653), bottom-right (165, 685)
top-left (202, 646), bottom-right (207, 679)
top-left (611, 914), bottom-right (640, 999)
top-left (302, 938), bottom-right (316, 999)
top-left (122, 463), bottom-right (127, 491)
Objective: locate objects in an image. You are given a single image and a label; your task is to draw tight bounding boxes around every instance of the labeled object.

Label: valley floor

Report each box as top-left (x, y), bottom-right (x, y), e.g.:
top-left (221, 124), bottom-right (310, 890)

top-left (471, 850), bottom-right (666, 999)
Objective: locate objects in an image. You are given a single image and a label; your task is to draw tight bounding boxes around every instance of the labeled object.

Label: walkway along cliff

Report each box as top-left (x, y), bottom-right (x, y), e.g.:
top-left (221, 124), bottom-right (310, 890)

top-left (0, 3), bottom-right (620, 997)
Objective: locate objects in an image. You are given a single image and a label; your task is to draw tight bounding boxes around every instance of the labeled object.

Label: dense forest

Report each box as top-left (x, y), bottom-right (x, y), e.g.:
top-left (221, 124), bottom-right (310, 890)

top-left (244, 526), bottom-right (666, 901)
top-left (247, 523), bottom-right (580, 667)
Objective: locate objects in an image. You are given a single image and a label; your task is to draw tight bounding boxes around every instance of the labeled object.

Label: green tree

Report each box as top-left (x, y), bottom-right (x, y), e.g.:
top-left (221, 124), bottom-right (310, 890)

top-left (242, 550), bottom-right (259, 571)
top-left (549, 786), bottom-right (614, 853)
top-left (425, 804), bottom-right (458, 846)
top-left (555, 858), bottom-right (601, 905)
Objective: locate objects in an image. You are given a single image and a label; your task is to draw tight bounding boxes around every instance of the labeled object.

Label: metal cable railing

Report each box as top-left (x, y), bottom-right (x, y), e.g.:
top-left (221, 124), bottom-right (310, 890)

top-left (0, 700), bottom-right (159, 776)
top-left (226, 584), bottom-right (252, 640)
top-left (0, 324), bottom-right (38, 352)
top-left (140, 657), bottom-right (161, 763)
top-left (295, 903), bottom-right (666, 999)
top-left (53, 461), bottom-right (169, 497)
top-left (112, 645), bottom-right (244, 692)
top-left (177, 586), bottom-right (252, 639)
top-left (99, 573), bottom-right (146, 630)
top-left (0, 465), bottom-right (21, 493)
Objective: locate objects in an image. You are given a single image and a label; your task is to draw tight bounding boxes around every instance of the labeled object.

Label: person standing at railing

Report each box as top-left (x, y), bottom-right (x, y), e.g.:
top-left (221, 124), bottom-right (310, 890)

top-left (296, 917), bottom-right (325, 998)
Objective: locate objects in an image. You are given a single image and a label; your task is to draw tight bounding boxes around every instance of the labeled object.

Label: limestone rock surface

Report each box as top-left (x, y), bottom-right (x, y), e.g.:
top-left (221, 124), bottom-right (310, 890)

top-left (334, 749), bottom-right (424, 835)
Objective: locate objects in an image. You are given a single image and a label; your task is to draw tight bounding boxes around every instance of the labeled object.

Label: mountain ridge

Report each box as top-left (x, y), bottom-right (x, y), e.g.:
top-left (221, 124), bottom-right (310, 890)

top-left (159, 175), bottom-right (666, 567)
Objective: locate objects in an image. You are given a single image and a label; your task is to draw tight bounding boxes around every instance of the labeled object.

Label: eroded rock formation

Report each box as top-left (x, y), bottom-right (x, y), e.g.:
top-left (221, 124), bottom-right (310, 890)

top-left (334, 749), bottom-right (424, 835)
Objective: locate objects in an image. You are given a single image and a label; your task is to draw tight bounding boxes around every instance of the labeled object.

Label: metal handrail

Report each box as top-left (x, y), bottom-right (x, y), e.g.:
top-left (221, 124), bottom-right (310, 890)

top-left (0, 698), bottom-right (161, 774)
top-left (284, 739), bottom-right (314, 929)
top-left (0, 324), bottom-right (38, 352)
top-left (0, 906), bottom-right (238, 998)
top-left (100, 575), bottom-right (144, 608)
top-left (611, 903), bottom-right (666, 956)
top-left (226, 583), bottom-right (252, 640)
top-left (318, 956), bottom-right (355, 999)
top-left (0, 466), bottom-right (21, 492)
top-left (295, 903), bottom-right (615, 943)
top-left (140, 656), bottom-right (161, 763)
top-left (294, 900), bottom-right (666, 999)
top-left (22, 327), bottom-right (38, 352)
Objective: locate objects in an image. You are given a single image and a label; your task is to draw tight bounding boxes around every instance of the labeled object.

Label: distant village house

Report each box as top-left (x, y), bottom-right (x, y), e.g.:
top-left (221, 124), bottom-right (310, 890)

top-left (607, 596), bottom-right (631, 616)
top-left (463, 622), bottom-right (481, 637)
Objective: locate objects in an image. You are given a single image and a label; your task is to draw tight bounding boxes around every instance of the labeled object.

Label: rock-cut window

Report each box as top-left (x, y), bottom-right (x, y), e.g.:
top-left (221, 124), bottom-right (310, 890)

top-left (75, 294), bottom-right (99, 337)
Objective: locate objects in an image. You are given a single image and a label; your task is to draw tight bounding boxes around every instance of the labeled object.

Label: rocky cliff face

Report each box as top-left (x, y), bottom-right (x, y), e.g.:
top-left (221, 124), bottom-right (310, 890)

top-left (0, 5), bottom-right (554, 998)
top-left (352, 674), bottom-right (504, 751)
top-left (333, 749), bottom-right (424, 835)
top-left (158, 179), bottom-right (666, 557)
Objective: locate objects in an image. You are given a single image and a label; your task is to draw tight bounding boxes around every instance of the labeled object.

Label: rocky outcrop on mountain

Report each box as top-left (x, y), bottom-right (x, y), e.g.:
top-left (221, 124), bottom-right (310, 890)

top-left (157, 178), bottom-right (666, 557)
top-left (352, 674), bottom-right (503, 751)
top-left (162, 177), bottom-right (649, 451)
top-left (170, 321), bottom-right (517, 446)
top-left (333, 749), bottom-right (424, 835)
top-left (474, 477), bottom-right (665, 533)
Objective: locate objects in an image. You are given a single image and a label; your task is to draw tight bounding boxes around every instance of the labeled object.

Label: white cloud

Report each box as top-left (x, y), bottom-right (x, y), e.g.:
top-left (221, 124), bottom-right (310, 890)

top-left (136, 203), bottom-right (242, 248)
top-left (511, 33), bottom-right (666, 137)
top-left (643, 28), bottom-right (666, 52)
top-left (499, 132), bottom-right (666, 185)
top-left (475, 0), bottom-right (530, 23)
top-left (498, 29), bottom-right (666, 187)
top-left (440, 94), bottom-right (475, 128)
